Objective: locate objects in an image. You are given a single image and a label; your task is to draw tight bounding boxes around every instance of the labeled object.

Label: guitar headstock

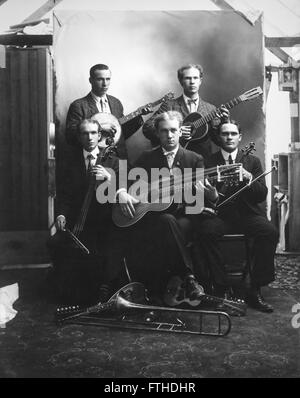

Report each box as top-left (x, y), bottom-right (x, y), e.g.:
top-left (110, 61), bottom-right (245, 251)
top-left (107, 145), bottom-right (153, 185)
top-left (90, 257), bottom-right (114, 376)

top-left (239, 86), bottom-right (263, 102)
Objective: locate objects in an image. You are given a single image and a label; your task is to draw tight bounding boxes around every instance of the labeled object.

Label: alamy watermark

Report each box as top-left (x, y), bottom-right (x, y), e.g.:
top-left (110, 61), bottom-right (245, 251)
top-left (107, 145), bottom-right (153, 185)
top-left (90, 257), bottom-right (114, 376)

top-left (95, 160), bottom-right (205, 215)
top-left (291, 303), bottom-right (300, 329)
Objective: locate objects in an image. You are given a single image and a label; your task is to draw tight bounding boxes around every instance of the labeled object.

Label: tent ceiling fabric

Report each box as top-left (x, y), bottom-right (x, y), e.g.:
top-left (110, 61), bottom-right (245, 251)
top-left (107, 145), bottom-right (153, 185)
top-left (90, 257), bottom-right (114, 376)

top-left (0, 0), bottom-right (299, 62)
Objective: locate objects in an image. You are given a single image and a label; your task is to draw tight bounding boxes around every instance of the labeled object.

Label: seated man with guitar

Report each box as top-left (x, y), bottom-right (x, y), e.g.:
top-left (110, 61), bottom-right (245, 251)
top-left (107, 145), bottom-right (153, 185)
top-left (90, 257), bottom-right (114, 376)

top-left (48, 118), bottom-right (123, 304)
top-left (142, 63), bottom-right (230, 159)
top-left (65, 63), bottom-right (153, 159)
top-left (115, 110), bottom-right (214, 304)
top-left (191, 120), bottom-right (279, 313)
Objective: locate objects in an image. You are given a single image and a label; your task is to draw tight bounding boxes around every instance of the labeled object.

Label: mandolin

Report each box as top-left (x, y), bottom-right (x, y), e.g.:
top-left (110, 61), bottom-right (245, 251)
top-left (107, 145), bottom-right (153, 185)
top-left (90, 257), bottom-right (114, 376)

top-left (164, 276), bottom-right (247, 316)
top-left (92, 92), bottom-right (174, 147)
top-left (111, 163), bottom-right (243, 228)
top-left (181, 86), bottom-right (263, 148)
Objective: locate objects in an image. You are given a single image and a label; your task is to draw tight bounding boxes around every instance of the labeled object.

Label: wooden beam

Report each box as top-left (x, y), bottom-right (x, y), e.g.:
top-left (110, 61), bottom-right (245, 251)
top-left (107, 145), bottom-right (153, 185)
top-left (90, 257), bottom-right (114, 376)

top-left (210, 0), bottom-right (234, 11)
top-left (267, 47), bottom-right (291, 63)
top-left (266, 37), bottom-right (300, 48)
top-left (10, 18), bottom-right (50, 30)
top-left (21, 0), bottom-right (64, 24)
top-left (0, 34), bottom-right (52, 46)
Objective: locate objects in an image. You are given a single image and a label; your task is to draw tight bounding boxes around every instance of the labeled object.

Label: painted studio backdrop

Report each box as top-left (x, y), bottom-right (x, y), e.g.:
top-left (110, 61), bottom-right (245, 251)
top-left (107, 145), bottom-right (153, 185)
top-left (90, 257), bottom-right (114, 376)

top-left (53, 10), bottom-right (265, 164)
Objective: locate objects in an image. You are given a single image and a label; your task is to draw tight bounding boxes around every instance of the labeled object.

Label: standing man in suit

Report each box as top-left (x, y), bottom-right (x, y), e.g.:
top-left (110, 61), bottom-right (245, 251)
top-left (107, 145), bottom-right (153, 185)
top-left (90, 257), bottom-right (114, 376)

top-left (48, 118), bottom-right (121, 303)
top-left (142, 64), bottom-right (230, 160)
top-left (66, 63), bottom-right (151, 159)
top-left (192, 120), bottom-right (279, 313)
top-left (117, 110), bottom-right (215, 303)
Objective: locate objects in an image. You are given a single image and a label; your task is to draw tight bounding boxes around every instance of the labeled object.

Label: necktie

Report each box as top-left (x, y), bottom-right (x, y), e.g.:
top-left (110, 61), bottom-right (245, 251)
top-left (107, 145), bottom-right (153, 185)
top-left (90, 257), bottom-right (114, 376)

top-left (187, 98), bottom-right (197, 112)
top-left (228, 154), bottom-right (234, 164)
top-left (100, 98), bottom-right (104, 112)
top-left (165, 151), bottom-right (175, 169)
top-left (86, 154), bottom-right (94, 174)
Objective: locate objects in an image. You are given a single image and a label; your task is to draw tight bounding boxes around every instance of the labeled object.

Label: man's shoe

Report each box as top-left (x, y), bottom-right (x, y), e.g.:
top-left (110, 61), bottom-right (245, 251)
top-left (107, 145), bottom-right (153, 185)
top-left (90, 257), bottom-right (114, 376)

top-left (184, 275), bottom-right (204, 300)
top-left (245, 293), bottom-right (273, 313)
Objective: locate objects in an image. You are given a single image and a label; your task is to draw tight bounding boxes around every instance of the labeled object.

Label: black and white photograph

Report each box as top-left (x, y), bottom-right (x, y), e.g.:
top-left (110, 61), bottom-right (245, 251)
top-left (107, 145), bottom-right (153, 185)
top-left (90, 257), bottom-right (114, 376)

top-left (0, 0), bottom-right (299, 380)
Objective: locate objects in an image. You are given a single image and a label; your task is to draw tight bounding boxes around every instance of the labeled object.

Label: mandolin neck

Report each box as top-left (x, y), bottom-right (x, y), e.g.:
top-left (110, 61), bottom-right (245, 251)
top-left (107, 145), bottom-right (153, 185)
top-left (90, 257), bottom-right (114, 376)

top-left (118, 98), bottom-right (165, 125)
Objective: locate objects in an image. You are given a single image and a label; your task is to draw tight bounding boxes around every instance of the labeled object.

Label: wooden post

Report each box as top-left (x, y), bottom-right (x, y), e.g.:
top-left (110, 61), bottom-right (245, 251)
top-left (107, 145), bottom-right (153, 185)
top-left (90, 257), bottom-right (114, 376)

top-left (288, 152), bottom-right (300, 251)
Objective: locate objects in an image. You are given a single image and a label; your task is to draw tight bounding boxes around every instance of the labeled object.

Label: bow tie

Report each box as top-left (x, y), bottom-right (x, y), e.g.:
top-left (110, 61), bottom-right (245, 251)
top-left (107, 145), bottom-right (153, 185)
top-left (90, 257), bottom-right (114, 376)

top-left (164, 151), bottom-right (175, 157)
top-left (187, 98), bottom-right (197, 105)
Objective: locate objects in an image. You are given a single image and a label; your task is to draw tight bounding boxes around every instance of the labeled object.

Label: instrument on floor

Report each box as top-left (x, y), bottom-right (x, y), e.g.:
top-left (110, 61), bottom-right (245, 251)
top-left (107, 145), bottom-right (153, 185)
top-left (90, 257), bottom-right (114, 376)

top-left (92, 92), bottom-right (174, 147)
top-left (112, 163), bottom-right (243, 228)
top-left (180, 86), bottom-right (263, 148)
top-left (164, 276), bottom-right (247, 317)
top-left (56, 282), bottom-right (232, 337)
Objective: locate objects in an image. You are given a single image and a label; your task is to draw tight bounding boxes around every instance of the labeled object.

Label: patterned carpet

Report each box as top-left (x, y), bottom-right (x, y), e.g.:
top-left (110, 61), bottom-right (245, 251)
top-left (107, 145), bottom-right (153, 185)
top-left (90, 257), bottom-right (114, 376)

top-left (0, 255), bottom-right (299, 378)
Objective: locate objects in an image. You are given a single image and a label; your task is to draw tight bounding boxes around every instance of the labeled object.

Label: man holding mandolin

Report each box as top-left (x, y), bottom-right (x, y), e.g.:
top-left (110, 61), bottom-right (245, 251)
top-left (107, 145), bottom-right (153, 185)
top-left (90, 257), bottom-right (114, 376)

top-left (65, 63), bottom-right (153, 159)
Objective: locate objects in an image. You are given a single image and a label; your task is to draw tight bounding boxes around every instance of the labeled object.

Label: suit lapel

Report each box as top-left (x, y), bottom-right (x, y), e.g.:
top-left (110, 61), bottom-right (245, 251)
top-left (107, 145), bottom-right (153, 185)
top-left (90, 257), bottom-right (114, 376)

top-left (197, 98), bottom-right (208, 116)
top-left (215, 150), bottom-right (226, 165)
top-left (157, 147), bottom-right (169, 168)
top-left (173, 146), bottom-right (184, 169)
top-left (235, 149), bottom-right (244, 164)
top-left (177, 95), bottom-right (190, 117)
top-left (86, 93), bottom-right (99, 115)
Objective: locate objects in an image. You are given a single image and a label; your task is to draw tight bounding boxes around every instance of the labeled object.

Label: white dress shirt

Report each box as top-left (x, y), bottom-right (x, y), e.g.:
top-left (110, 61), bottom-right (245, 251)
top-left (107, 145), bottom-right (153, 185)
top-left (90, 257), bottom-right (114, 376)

top-left (90, 92), bottom-right (111, 113)
top-left (221, 148), bottom-right (238, 164)
top-left (183, 94), bottom-right (199, 113)
top-left (162, 145), bottom-right (179, 168)
top-left (83, 147), bottom-right (99, 170)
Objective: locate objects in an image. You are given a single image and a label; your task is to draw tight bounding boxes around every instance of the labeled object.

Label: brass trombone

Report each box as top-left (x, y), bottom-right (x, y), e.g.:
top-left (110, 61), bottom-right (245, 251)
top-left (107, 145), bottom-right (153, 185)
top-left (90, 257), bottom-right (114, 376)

top-left (56, 282), bottom-right (231, 337)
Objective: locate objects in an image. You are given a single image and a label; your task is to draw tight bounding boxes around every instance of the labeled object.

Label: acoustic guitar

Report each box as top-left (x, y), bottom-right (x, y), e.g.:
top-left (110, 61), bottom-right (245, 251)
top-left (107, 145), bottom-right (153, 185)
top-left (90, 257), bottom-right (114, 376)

top-left (91, 92), bottom-right (174, 147)
top-left (112, 163), bottom-right (243, 228)
top-left (180, 86), bottom-right (263, 148)
top-left (164, 276), bottom-right (247, 316)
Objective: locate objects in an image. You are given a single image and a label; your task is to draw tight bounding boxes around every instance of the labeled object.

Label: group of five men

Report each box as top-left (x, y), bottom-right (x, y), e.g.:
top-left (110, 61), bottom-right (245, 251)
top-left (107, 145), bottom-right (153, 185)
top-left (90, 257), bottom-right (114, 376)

top-left (49, 63), bottom-right (278, 314)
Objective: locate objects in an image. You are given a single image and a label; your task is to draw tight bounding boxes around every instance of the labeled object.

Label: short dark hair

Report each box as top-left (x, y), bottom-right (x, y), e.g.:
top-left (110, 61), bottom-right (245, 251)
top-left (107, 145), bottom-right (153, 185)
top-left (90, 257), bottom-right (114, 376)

top-left (177, 64), bottom-right (204, 82)
top-left (89, 64), bottom-right (110, 78)
top-left (219, 119), bottom-right (242, 134)
top-left (78, 118), bottom-right (101, 134)
top-left (154, 111), bottom-right (183, 131)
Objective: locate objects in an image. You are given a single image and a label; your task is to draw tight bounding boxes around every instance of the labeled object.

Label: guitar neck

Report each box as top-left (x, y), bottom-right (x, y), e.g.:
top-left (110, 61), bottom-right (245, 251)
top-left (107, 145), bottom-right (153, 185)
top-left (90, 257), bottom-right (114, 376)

top-left (193, 96), bottom-right (242, 129)
top-left (119, 98), bottom-right (164, 125)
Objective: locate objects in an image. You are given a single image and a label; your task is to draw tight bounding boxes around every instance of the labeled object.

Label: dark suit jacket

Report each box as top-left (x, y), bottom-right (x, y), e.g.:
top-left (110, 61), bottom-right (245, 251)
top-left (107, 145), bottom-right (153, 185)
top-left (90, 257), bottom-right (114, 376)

top-left (142, 95), bottom-right (218, 159)
top-left (205, 149), bottom-right (268, 217)
top-left (57, 146), bottom-right (120, 230)
top-left (134, 145), bottom-right (204, 212)
top-left (66, 92), bottom-right (143, 159)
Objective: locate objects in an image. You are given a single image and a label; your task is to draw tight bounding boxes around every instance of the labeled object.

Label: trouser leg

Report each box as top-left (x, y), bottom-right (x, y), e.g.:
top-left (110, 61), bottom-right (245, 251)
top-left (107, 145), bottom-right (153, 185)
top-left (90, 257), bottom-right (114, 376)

top-left (242, 215), bottom-right (279, 287)
top-left (192, 215), bottom-right (229, 288)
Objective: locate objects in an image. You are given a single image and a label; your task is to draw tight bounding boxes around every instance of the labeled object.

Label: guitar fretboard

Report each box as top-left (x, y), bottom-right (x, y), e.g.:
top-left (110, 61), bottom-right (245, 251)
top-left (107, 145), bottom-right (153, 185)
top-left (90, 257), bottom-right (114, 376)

top-left (192, 96), bottom-right (242, 129)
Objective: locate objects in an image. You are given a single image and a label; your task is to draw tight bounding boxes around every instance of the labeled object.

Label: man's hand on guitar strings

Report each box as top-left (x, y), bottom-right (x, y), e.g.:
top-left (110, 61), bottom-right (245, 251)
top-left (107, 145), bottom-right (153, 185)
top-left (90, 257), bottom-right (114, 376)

top-left (118, 191), bottom-right (139, 218)
top-left (180, 125), bottom-right (192, 140)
